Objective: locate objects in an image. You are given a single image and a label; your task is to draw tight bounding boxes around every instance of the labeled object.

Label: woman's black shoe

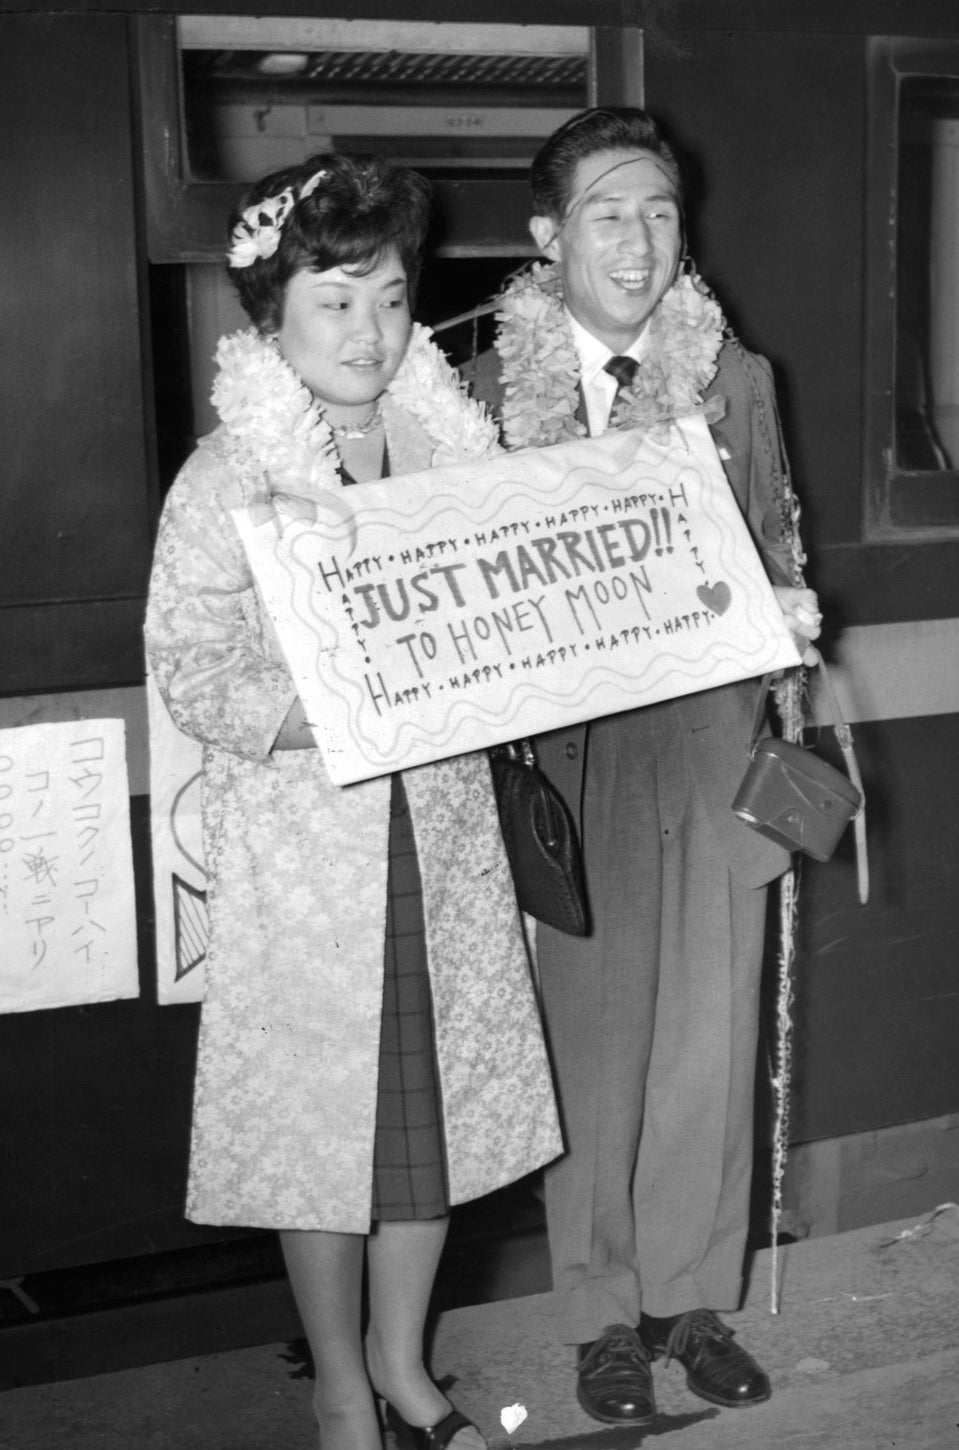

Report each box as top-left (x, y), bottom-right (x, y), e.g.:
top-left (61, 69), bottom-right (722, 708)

top-left (383, 1400), bottom-right (481, 1450)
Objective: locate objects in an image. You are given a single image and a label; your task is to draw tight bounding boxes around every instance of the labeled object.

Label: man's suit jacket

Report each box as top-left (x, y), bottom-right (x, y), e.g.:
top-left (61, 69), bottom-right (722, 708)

top-left (471, 339), bottom-right (796, 888)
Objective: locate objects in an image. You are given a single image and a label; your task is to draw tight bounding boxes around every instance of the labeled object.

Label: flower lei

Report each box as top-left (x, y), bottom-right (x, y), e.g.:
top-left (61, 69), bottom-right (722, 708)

top-left (496, 260), bottom-right (728, 450)
top-left (209, 322), bottom-right (498, 496)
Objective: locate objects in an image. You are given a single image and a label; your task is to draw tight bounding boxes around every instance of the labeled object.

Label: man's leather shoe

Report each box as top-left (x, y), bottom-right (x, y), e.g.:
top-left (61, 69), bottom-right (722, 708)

top-left (576, 1323), bottom-right (656, 1425)
top-left (640, 1309), bottom-right (771, 1408)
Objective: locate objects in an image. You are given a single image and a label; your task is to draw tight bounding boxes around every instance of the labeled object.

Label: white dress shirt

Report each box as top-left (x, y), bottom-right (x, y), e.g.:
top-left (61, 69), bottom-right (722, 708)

top-left (566, 310), bottom-right (649, 437)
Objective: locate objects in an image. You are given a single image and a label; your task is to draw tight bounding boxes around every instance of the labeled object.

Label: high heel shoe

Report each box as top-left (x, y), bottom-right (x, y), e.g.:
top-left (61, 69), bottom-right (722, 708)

top-left (382, 1400), bottom-right (482, 1450)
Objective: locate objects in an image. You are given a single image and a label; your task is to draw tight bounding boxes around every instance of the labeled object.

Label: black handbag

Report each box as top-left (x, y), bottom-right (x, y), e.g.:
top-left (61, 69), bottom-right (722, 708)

top-left (732, 652), bottom-right (868, 897)
top-left (490, 739), bottom-right (591, 936)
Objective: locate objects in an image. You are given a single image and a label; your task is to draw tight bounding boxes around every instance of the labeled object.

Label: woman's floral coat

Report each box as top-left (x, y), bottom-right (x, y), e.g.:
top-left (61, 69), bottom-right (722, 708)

top-left (145, 394), bottom-right (562, 1232)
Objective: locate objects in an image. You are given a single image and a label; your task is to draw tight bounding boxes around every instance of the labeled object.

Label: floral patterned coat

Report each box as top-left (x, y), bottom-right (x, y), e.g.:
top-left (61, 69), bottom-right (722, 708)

top-left (145, 388), bottom-right (562, 1232)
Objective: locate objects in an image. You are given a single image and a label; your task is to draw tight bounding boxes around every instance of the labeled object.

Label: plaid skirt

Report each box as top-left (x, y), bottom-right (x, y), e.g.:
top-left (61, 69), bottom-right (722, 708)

top-left (370, 775), bottom-right (449, 1221)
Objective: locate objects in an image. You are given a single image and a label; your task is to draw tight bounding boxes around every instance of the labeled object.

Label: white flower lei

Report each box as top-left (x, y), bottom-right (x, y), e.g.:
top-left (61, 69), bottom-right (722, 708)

top-left (496, 261), bottom-right (728, 450)
top-left (209, 322), bottom-right (498, 495)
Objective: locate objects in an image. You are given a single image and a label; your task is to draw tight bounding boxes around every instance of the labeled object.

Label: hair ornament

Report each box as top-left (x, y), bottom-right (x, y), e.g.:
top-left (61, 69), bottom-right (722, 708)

top-left (227, 167), bottom-right (330, 268)
top-left (298, 167), bottom-right (329, 201)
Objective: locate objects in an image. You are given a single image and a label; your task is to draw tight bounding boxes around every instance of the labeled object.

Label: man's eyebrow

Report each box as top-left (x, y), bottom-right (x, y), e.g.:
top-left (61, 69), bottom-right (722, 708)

top-left (580, 189), bottom-right (626, 206)
top-left (581, 187), bottom-right (678, 206)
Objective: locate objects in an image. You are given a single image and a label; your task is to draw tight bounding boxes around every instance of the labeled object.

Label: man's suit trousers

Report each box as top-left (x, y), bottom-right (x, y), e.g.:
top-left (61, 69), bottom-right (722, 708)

top-left (536, 692), bottom-right (768, 1344)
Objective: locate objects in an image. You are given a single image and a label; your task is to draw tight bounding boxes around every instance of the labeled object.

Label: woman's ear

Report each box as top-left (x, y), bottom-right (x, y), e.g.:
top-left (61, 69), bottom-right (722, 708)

top-left (529, 214), bottom-right (561, 260)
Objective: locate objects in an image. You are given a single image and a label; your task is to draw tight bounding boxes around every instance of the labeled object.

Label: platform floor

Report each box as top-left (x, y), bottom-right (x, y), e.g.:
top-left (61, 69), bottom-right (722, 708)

top-left (2, 1207), bottom-right (957, 1450)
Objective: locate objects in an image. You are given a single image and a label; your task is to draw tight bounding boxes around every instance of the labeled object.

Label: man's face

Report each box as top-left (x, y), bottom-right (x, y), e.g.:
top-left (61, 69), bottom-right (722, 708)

top-left (530, 148), bottom-right (683, 353)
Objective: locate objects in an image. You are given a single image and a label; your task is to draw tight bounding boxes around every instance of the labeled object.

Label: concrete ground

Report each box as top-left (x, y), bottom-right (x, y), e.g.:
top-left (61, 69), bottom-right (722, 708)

top-left (2, 1207), bottom-right (957, 1450)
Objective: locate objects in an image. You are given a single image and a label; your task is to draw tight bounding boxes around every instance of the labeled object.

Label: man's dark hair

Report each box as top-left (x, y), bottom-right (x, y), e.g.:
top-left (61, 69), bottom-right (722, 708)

top-left (530, 107), bottom-right (683, 222)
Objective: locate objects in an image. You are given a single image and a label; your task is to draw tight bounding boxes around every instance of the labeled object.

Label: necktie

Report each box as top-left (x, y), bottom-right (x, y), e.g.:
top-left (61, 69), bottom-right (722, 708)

top-left (603, 355), bottom-right (639, 421)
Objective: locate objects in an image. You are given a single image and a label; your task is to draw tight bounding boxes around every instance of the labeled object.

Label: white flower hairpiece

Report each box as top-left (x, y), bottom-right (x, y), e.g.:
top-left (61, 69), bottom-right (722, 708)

top-left (227, 168), bottom-right (330, 268)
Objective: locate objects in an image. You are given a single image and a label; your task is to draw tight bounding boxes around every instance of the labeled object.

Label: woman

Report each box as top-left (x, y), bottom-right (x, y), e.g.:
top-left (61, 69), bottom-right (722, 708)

top-left (145, 153), bottom-right (562, 1450)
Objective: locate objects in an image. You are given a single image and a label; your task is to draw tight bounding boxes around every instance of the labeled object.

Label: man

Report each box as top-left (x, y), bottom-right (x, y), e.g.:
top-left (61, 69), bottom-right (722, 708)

top-left (472, 108), bottom-right (821, 1425)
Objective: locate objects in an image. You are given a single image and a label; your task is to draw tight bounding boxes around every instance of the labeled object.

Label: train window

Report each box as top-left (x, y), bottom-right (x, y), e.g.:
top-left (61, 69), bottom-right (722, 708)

top-left (176, 18), bottom-right (589, 184)
top-left (134, 15), bottom-right (626, 263)
top-left (137, 13), bottom-right (643, 491)
top-left (866, 40), bottom-right (959, 539)
top-left (895, 80), bottom-right (959, 475)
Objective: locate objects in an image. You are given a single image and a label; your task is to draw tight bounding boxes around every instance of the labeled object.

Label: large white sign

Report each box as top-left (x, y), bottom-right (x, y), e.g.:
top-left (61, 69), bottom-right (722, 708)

top-left (0, 720), bottom-right (138, 1013)
top-left (235, 418), bottom-right (800, 784)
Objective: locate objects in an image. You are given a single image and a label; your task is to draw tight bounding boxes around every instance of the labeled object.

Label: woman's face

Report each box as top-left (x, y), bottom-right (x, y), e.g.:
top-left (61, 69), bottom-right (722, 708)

top-left (273, 249), bottom-right (412, 420)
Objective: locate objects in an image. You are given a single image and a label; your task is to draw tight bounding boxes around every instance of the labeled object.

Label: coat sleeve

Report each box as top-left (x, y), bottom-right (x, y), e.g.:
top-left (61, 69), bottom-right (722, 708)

top-left (144, 445), bottom-right (298, 760)
top-left (711, 345), bottom-right (800, 590)
top-left (743, 350), bottom-right (802, 588)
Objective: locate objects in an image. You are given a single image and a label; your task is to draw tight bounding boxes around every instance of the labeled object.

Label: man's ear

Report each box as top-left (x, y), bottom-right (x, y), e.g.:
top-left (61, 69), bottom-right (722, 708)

top-left (529, 214), bottom-right (561, 259)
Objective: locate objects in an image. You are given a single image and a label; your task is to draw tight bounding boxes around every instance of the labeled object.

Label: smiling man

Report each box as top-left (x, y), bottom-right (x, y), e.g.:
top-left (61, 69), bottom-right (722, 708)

top-left (472, 108), bottom-right (822, 1427)
top-left (529, 147), bottom-right (683, 363)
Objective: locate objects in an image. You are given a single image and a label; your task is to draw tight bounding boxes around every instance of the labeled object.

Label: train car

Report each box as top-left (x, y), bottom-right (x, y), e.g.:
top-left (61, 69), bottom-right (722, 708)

top-left (1, 0), bottom-right (957, 1381)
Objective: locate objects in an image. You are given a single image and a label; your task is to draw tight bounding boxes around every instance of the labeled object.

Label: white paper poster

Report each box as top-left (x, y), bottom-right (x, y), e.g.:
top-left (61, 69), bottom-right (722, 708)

top-left (0, 720), bottom-right (138, 1013)
top-left (146, 675), bottom-right (207, 1005)
top-left (234, 418), bottom-right (800, 784)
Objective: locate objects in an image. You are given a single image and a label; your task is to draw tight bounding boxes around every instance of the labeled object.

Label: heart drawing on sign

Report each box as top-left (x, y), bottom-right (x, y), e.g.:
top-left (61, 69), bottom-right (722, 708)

top-left (696, 581), bottom-right (732, 615)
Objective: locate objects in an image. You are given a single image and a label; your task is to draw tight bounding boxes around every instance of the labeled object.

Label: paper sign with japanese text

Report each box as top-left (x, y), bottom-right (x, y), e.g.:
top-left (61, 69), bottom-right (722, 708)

top-left (233, 417), bottom-right (800, 784)
top-left (0, 719), bottom-right (138, 1013)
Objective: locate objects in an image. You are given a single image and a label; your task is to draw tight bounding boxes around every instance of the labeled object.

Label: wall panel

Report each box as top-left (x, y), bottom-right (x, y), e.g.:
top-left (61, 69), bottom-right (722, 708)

top-left (0, 13), bottom-right (153, 693)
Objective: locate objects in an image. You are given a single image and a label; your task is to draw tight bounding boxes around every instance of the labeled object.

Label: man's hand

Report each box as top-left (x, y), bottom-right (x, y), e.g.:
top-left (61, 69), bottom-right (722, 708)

top-left (773, 586), bottom-right (822, 664)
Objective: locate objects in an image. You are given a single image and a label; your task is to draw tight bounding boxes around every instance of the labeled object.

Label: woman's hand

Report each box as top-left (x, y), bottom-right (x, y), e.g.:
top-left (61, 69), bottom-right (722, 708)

top-left (773, 585), bottom-right (822, 664)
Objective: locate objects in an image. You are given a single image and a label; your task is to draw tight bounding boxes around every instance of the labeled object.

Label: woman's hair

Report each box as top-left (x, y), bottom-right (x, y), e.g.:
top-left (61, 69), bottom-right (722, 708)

top-left (227, 152), bottom-right (432, 332)
top-left (530, 107), bottom-right (683, 223)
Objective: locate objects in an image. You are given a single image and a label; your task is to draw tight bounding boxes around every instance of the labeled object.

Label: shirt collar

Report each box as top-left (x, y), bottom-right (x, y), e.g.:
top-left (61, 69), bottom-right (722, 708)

top-left (565, 308), bottom-right (649, 385)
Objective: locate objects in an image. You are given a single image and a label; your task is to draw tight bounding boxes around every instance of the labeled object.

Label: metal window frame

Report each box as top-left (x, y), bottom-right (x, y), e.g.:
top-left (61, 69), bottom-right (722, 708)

top-left (864, 37), bottom-right (959, 542)
top-left (133, 13), bottom-right (643, 263)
